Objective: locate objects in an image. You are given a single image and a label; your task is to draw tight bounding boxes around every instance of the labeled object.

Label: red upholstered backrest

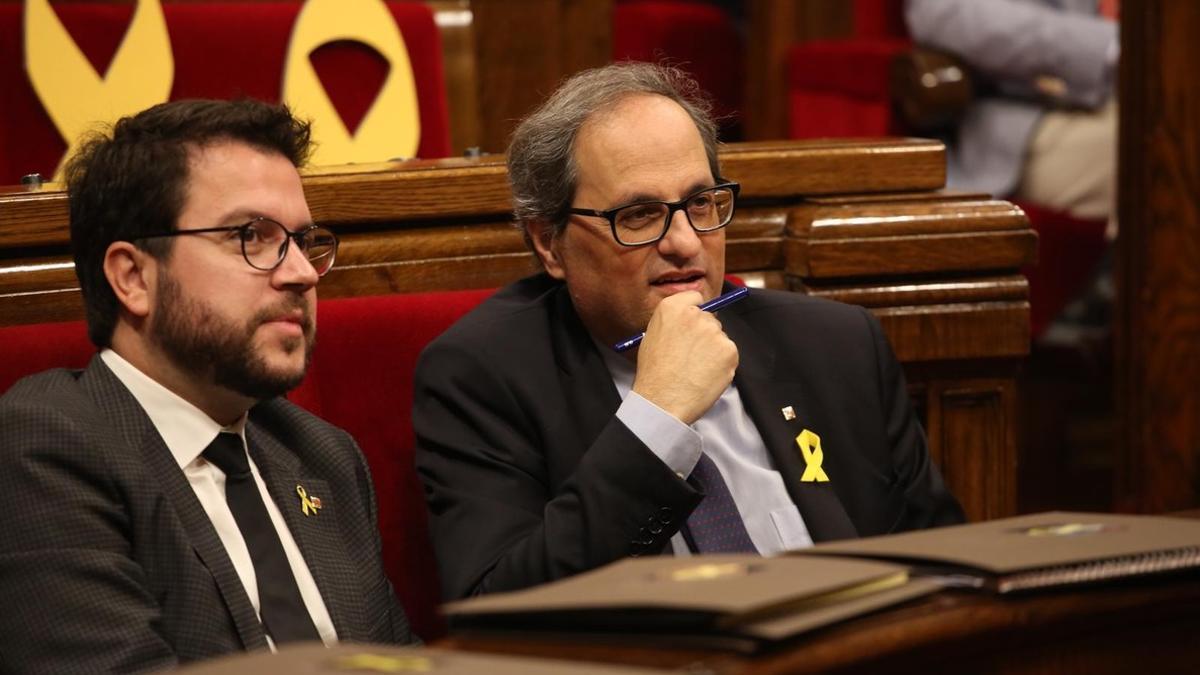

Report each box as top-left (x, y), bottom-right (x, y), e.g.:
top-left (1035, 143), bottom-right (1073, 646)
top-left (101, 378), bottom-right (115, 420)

top-left (854, 0), bottom-right (908, 39)
top-left (0, 320), bottom-right (94, 395)
top-left (292, 288), bottom-right (495, 639)
top-left (0, 2), bottom-right (450, 184)
top-left (613, 1), bottom-right (744, 138)
top-left (0, 288), bottom-right (495, 641)
top-left (1016, 202), bottom-right (1108, 339)
top-left (786, 0), bottom-right (910, 139)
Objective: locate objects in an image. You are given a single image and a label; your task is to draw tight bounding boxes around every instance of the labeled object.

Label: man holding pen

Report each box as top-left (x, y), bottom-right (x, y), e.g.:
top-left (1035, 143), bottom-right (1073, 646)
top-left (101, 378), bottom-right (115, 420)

top-left (414, 63), bottom-right (963, 601)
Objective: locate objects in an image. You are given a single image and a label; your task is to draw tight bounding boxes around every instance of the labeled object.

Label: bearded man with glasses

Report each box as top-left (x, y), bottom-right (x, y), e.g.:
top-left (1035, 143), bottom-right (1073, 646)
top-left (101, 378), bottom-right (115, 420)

top-left (0, 99), bottom-right (415, 672)
top-left (414, 63), bottom-right (965, 602)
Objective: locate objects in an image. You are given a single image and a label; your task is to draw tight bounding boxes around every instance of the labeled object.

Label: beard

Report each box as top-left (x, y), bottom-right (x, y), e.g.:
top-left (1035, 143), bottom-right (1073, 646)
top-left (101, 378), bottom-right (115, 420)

top-left (150, 271), bottom-right (315, 401)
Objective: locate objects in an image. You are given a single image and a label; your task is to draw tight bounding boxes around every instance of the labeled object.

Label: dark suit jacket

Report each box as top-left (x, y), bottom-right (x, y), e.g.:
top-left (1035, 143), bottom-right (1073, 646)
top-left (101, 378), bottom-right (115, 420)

top-left (0, 356), bottom-right (413, 674)
top-left (414, 274), bottom-right (964, 601)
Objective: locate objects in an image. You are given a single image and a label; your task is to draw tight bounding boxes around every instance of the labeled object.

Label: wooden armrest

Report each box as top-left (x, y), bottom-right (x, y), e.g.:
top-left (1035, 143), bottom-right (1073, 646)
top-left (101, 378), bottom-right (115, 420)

top-left (889, 47), bottom-right (973, 132)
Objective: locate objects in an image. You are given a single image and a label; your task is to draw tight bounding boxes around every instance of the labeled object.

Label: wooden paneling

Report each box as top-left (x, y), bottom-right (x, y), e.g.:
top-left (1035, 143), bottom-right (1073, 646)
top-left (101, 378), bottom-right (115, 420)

top-left (811, 275), bottom-right (1028, 308)
top-left (926, 381), bottom-right (1017, 521)
top-left (0, 188), bottom-right (67, 247)
top-left (0, 138), bottom-right (947, 243)
top-left (874, 305), bottom-right (1029, 364)
top-left (426, 0), bottom-right (481, 155)
top-left (1116, 0), bottom-right (1200, 512)
top-left (722, 138), bottom-right (945, 195)
top-left (786, 199), bottom-right (1034, 280)
top-left (470, 0), bottom-right (613, 155)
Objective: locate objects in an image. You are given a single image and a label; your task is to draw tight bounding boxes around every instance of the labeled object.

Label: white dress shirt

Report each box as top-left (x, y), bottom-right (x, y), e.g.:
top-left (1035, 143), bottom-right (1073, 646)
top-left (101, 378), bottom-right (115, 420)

top-left (101, 349), bottom-right (337, 648)
top-left (600, 344), bottom-right (814, 556)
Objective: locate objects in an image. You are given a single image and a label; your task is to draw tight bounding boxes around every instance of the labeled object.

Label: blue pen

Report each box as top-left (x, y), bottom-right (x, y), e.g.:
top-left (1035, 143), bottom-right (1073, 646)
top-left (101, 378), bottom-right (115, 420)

top-left (612, 286), bottom-right (750, 352)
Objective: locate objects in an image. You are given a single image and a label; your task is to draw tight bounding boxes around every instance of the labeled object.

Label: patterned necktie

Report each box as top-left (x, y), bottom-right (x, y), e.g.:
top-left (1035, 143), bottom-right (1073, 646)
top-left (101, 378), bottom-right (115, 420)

top-left (681, 452), bottom-right (758, 553)
top-left (202, 432), bottom-right (321, 644)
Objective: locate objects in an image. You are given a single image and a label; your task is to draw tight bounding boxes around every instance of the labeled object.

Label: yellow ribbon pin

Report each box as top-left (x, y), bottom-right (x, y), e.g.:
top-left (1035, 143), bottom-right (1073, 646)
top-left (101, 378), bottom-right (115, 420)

top-left (297, 485), bottom-right (322, 516)
top-left (796, 429), bottom-right (830, 482)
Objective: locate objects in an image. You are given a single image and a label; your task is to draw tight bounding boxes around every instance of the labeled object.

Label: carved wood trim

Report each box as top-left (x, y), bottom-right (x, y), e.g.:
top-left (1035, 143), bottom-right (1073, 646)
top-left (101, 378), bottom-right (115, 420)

top-left (924, 380), bottom-right (1018, 522)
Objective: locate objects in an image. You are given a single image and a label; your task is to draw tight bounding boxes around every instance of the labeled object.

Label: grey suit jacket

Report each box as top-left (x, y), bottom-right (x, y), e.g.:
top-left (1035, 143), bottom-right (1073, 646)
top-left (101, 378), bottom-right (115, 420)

top-left (415, 275), bottom-right (963, 601)
top-left (905, 0), bottom-right (1117, 195)
top-left (0, 356), bottom-right (413, 674)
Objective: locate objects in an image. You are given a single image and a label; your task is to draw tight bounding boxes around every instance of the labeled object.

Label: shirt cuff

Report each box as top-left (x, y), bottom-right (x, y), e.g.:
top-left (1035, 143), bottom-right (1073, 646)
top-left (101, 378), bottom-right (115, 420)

top-left (615, 391), bottom-right (702, 478)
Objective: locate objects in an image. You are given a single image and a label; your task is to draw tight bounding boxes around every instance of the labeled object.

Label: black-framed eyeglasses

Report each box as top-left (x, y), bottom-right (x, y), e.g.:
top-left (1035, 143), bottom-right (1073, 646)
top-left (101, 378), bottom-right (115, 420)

top-left (566, 182), bottom-right (740, 247)
top-left (136, 217), bottom-right (339, 276)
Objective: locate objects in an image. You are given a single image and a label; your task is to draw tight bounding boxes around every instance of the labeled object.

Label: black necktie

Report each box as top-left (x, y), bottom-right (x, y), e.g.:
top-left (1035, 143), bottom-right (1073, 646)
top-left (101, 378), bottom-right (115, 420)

top-left (681, 453), bottom-right (758, 554)
top-left (203, 432), bottom-right (321, 644)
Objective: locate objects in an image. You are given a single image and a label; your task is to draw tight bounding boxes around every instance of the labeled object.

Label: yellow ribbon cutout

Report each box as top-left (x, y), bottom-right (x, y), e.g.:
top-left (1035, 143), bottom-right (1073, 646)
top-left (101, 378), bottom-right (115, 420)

top-left (24, 0), bottom-right (174, 178)
top-left (282, 0), bottom-right (421, 166)
top-left (796, 429), bottom-right (830, 482)
top-left (297, 485), bottom-right (322, 516)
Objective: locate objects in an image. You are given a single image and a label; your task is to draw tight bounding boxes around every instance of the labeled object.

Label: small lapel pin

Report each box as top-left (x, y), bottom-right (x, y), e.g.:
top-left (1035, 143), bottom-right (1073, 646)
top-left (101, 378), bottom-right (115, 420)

top-left (296, 485), bottom-right (322, 516)
top-left (781, 406), bottom-right (796, 421)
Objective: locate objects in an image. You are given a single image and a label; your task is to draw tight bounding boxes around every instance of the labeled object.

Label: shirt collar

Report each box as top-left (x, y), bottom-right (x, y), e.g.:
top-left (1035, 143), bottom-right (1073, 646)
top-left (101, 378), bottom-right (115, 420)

top-left (101, 349), bottom-right (248, 470)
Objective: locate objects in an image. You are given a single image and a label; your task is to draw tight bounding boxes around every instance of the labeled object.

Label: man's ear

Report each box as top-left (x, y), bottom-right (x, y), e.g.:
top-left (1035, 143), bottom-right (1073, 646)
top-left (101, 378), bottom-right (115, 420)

top-left (102, 241), bottom-right (154, 318)
top-left (527, 220), bottom-right (566, 280)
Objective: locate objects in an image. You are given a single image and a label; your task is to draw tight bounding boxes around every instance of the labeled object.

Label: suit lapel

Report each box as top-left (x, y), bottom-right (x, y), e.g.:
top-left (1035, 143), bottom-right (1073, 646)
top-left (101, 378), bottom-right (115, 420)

top-left (720, 302), bottom-right (858, 542)
top-left (549, 284), bottom-right (624, 458)
top-left (80, 356), bottom-right (268, 649)
top-left (547, 280), bottom-right (858, 542)
top-left (246, 425), bottom-right (361, 641)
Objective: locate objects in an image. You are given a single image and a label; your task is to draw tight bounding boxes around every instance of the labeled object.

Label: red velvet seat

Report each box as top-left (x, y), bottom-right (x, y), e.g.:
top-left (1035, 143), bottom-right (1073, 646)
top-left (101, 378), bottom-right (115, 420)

top-left (1017, 203), bottom-right (1109, 338)
top-left (0, 288), bottom-right (495, 641)
top-left (786, 0), bottom-right (908, 138)
top-left (0, 1), bottom-right (450, 185)
top-left (0, 320), bottom-right (95, 390)
top-left (613, 0), bottom-right (744, 138)
top-left (290, 288), bottom-right (495, 639)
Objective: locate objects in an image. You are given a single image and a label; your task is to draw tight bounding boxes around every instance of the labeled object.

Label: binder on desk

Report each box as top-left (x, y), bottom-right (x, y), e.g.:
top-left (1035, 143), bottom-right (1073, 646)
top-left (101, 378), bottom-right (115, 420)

top-left (442, 555), bottom-right (940, 652)
top-left (798, 511), bottom-right (1200, 594)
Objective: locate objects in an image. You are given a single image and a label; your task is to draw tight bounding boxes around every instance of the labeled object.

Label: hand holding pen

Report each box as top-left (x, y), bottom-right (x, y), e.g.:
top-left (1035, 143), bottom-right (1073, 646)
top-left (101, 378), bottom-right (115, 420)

top-left (625, 288), bottom-right (746, 425)
top-left (613, 286), bottom-right (749, 352)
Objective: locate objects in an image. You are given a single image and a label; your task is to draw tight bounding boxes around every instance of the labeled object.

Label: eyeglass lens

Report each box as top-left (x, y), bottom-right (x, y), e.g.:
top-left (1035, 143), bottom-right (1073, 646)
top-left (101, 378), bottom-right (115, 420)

top-left (613, 186), bottom-right (735, 245)
top-left (241, 220), bottom-right (337, 275)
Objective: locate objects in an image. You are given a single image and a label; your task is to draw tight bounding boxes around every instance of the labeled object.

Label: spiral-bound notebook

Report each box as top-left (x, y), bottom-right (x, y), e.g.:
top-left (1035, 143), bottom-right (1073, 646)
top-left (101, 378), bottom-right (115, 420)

top-left (798, 511), bottom-right (1200, 594)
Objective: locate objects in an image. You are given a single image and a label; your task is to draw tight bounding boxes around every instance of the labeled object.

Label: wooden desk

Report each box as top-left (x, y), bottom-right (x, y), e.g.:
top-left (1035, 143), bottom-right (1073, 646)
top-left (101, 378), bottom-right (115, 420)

top-left (441, 576), bottom-right (1200, 674)
top-left (0, 138), bottom-right (1034, 523)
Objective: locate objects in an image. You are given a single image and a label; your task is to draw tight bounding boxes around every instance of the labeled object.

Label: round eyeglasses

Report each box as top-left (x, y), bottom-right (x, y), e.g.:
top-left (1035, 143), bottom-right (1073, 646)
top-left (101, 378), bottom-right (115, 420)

top-left (136, 217), bottom-right (339, 276)
top-left (566, 182), bottom-right (740, 247)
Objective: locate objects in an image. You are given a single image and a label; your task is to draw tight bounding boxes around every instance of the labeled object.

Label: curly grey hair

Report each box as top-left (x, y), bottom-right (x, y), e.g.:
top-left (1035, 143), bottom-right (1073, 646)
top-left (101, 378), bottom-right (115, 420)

top-left (506, 62), bottom-right (721, 243)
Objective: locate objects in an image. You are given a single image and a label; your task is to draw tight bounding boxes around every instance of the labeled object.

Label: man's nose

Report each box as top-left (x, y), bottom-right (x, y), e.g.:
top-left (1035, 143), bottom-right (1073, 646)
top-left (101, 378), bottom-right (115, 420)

top-left (273, 241), bottom-right (320, 288)
top-left (656, 207), bottom-right (703, 257)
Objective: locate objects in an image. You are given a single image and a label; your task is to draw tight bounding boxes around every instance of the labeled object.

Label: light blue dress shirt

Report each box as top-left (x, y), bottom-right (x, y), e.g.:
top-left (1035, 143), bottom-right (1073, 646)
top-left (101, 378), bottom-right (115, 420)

top-left (599, 345), bottom-right (814, 555)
